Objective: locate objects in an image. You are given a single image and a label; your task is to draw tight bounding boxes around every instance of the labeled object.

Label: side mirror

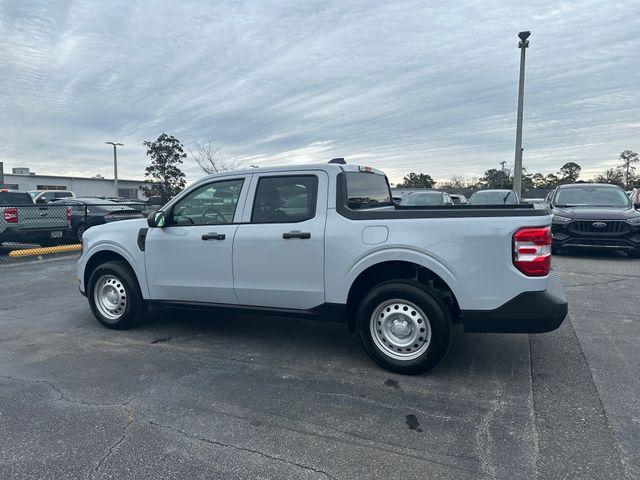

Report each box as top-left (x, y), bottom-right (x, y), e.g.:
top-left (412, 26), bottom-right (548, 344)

top-left (36, 197), bottom-right (47, 204)
top-left (147, 210), bottom-right (166, 228)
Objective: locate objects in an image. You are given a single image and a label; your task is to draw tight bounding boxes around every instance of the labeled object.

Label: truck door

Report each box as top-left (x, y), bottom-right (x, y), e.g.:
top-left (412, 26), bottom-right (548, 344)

top-left (145, 176), bottom-right (249, 304)
top-left (233, 171), bottom-right (327, 309)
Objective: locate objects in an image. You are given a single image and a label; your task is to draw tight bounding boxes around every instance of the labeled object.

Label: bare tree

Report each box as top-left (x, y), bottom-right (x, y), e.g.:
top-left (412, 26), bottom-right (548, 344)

top-left (190, 141), bottom-right (242, 175)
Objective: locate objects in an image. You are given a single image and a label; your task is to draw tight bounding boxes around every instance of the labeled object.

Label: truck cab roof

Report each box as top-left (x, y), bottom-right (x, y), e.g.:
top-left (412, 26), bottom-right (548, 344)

top-left (196, 163), bottom-right (385, 182)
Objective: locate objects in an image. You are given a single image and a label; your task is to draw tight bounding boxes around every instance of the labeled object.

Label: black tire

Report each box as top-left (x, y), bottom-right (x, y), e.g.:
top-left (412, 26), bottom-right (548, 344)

top-left (551, 244), bottom-right (560, 255)
top-left (87, 260), bottom-right (146, 329)
top-left (356, 280), bottom-right (452, 375)
top-left (38, 238), bottom-right (62, 247)
top-left (630, 248), bottom-right (640, 258)
top-left (76, 223), bottom-right (88, 242)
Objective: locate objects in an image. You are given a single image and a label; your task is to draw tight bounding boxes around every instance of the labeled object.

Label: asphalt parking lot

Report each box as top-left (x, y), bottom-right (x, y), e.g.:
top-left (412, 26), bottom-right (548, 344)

top-left (1, 252), bottom-right (638, 479)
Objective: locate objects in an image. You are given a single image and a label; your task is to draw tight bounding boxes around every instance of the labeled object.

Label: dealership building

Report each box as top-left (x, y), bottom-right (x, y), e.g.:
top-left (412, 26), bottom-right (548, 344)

top-left (0, 166), bottom-right (147, 199)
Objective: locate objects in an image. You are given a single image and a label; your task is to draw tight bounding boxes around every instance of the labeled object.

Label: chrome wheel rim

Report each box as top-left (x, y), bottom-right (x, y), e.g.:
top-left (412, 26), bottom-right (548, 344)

top-left (370, 299), bottom-right (432, 361)
top-left (94, 274), bottom-right (127, 321)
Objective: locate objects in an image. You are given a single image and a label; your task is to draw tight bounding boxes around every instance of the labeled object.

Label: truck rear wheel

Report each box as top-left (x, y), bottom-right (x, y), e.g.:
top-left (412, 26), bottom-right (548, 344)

top-left (87, 261), bottom-right (145, 329)
top-left (357, 280), bottom-right (452, 374)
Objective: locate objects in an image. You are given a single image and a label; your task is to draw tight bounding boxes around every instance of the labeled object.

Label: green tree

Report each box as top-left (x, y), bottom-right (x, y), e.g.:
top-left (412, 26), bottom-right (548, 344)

top-left (531, 172), bottom-right (546, 189)
top-left (141, 133), bottom-right (187, 203)
top-left (543, 173), bottom-right (560, 189)
top-left (558, 162), bottom-right (581, 184)
top-left (479, 169), bottom-right (512, 189)
top-left (618, 150), bottom-right (639, 189)
top-left (397, 172), bottom-right (436, 188)
top-left (594, 167), bottom-right (625, 186)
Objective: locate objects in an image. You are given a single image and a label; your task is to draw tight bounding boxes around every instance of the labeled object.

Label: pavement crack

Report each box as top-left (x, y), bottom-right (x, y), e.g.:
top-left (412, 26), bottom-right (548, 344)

top-left (91, 414), bottom-right (134, 478)
top-left (0, 374), bottom-right (136, 408)
top-left (565, 277), bottom-right (626, 288)
top-left (527, 336), bottom-right (540, 480)
top-left (148, 420), bottom-right (338, 480)
top-left (567, 317), bottom-right (635, 479)
top-left (475, 381), bottom-right (505, 480)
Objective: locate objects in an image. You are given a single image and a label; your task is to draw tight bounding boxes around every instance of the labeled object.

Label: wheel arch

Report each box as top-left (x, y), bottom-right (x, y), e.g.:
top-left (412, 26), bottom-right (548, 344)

top-left (83, 248), bottom-right (146, 299)
top-left (345, 259), bottom-right (461, 333)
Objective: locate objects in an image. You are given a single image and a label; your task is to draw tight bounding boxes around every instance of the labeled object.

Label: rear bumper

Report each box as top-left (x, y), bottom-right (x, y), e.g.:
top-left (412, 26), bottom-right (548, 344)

top-left (461, 271), bottom-right (567, 333)
top-left (0, 226), bottom-right (69, 243)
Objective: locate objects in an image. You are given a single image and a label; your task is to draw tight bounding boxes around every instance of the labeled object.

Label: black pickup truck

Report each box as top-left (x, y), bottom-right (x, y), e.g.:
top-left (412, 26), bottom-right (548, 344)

top-left (550, 183), bottom-right (640, 257)
top-left (0, 190), bottom-right (71, 246)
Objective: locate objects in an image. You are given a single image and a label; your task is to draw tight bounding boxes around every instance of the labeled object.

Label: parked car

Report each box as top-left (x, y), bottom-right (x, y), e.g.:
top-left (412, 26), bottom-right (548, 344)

top-left (93, 197), bottom-right (160, 217)
top-left (630, 188), bottom-right (640, 210)
top-left (29, 190), bottom-right (76, 204)
top-left (399, 190), bottom-right (453, 206)
top-left (544, 188), bottom-right (556, 205)
top-left (448, 193), bottom-right (467, 205)
top-left (51, 197), bottom-right (144, 242)
top-left (468, 189), bottom-right (519, 205)
top-left (78, 162), bottom-right (567, 374)
top-left (550, 183), bottom-right (640, 257)
top-left (522, 197), bottom-right (546, 205)
top-left (0, 189), bottom-right (70, 246)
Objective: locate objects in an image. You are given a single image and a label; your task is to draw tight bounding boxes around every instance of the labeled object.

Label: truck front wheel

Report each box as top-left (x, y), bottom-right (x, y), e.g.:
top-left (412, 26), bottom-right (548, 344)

top-left (357, 280), bottom-right (452, 374)
top-left (87, 261), bottom-right (145, 329)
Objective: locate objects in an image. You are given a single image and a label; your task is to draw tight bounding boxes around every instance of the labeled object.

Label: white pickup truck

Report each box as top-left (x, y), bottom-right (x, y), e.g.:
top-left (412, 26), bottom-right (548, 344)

top-left (78, 163), bottom-right (567, 373)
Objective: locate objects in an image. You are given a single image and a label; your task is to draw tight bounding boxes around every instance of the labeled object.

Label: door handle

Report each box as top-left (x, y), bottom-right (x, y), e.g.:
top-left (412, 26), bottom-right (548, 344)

top-left (202, 232), bottom-right (226, 241)
top-left (282, 231), bottom-right (311, 239)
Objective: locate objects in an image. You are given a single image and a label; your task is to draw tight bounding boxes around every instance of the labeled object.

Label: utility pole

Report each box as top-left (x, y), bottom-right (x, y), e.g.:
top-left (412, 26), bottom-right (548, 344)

top-left (105, 142), bottom-right (123, 197)
top-left (513, 31), bottom-right (530, 200)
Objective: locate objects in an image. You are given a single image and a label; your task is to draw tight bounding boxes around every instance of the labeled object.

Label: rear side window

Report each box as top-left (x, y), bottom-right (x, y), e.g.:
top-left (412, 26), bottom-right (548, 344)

top-left (345, 172), bottom-right (392, 209)
top-left (0, 192), bottom-right (33, 206)
top-left (252, 175), bottom-right (318, 223)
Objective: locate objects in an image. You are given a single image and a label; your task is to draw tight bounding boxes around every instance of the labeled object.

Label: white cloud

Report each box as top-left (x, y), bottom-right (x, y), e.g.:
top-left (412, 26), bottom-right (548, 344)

top-left (0, 0), bottom-right (638, 184)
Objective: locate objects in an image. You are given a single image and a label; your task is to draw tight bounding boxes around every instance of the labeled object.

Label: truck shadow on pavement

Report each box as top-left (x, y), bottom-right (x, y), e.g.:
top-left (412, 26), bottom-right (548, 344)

top-left (128, 305), bottom-right (529, 382)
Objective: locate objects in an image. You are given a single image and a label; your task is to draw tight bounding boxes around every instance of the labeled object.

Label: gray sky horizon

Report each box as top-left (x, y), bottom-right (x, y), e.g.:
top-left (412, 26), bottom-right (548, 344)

top-left (1, 0), bottom-right (639, 185)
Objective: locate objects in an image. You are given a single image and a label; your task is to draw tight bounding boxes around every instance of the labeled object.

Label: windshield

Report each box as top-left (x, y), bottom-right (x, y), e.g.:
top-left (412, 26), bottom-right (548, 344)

top-left (28, 191), bottom-right (38, 198)
top-left (400, 192), bottom-right (443, 206)
top-left (554, 186), bottom-right (631, 208)
top-left (469, 191), bottom-right (517, 205)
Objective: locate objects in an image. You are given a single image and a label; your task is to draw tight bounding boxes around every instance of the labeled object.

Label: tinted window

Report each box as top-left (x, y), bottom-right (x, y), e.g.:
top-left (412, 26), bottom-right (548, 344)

top-left (400, 192), bottom-right (443, 206)
top-left (345, 172), bottom-right (391, 209)
top-left (55, 192), bottom-right (73, 198)
top-left (172, 178), bottom-right (244, 226)
top-left (469, 191), bottom-right (518, 205)
top-left (554, 186), bottom-right (631, 208)
top-left (252, 175), bottom-right (318, 223)
top-left (0, 192), bottom-right (33, 206)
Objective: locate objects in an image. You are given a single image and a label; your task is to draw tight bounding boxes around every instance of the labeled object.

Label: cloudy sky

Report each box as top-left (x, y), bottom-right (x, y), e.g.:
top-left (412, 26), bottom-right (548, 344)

top-left (1, 0), bottom-right (638, 184)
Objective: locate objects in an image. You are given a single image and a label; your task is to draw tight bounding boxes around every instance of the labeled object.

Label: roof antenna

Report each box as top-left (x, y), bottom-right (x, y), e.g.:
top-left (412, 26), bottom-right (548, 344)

top-left (328, 158), bottom-right (346, 164)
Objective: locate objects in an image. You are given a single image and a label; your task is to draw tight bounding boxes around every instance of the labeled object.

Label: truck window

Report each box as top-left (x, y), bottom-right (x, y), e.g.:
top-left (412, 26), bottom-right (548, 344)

top-left (171, 178), bottom-right (244, 226)
top-left (0, 192), bottom-right (33, 206)
top-left (345, 172), bottom-right (392, 209)
top-left (251, 175), bottom-right (318, 223)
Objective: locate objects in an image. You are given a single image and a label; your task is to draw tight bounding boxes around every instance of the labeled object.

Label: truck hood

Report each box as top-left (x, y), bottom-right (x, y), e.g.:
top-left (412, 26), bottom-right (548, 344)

top-left (553, 206), bottom-right (640, 221)
top-left (90, 217), bottom-right (148, 233)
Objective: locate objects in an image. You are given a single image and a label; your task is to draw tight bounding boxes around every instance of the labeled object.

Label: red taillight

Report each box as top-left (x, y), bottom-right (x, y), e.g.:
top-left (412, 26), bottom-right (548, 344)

top-left (66, 207), bottom-right (71, 225)
top-left (513, 226), bottom-right (551, 277)
top-left (4, 207), bottom-right (18, 223)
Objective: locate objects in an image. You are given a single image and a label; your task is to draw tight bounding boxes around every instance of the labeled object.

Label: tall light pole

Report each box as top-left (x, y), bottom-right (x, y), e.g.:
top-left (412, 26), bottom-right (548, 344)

top-left (105, 142), bottom-right (123, 197)
top-left (513, 31), bottom-right (530, 200)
